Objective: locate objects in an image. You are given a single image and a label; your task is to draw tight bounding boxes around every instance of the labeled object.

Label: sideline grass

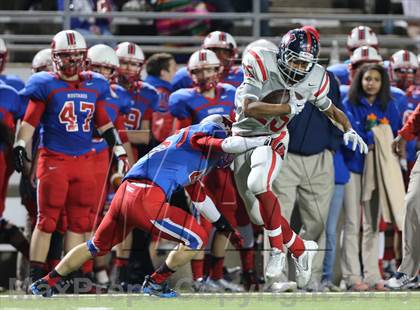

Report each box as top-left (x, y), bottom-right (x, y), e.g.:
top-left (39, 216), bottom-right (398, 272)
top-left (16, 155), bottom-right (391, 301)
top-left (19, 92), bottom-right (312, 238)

top-left (1, 291), bottom-right (419, 310)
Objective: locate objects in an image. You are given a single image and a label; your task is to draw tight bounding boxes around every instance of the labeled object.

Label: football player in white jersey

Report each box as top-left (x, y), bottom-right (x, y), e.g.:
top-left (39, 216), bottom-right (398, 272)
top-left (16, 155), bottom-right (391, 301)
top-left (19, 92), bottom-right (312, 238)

top-left (233, 28), bottom-right (368, 288)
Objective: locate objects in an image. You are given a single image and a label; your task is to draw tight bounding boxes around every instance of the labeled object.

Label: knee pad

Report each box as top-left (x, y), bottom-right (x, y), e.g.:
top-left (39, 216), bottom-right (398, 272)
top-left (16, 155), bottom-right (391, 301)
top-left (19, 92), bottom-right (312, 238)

top-left (37, 216), bottom-right (58, 233)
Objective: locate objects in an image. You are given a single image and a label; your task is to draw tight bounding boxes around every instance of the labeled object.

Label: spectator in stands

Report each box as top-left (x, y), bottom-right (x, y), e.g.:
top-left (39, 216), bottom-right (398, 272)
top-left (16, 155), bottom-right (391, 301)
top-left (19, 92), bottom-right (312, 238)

top-left (56, 0), bottom-right (114, 40)
top-left (146, 0), bottom-right (210, 36)
top-left (402, 0), bottom-right (420, 48)
top-left (342, 63), bottom-right (403, 291)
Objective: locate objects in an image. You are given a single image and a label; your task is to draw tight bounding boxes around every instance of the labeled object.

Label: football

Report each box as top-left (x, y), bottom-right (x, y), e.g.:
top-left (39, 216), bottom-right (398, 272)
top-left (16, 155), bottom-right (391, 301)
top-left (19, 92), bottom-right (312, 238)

top-left (261, 89), bottom-right (290, 104)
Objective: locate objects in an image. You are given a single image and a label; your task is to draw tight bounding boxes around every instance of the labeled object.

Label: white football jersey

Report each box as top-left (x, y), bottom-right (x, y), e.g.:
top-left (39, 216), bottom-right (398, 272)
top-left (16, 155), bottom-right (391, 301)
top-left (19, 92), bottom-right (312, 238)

top-left (233, 47), bottom-right (332, 136)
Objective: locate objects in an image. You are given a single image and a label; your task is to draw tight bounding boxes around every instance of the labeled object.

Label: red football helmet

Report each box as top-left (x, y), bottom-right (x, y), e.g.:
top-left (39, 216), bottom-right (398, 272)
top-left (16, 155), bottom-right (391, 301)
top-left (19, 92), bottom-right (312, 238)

top-left (51, 30), bottom-right (87, 77)
top-left (188, 49), bottom-right (221, 92)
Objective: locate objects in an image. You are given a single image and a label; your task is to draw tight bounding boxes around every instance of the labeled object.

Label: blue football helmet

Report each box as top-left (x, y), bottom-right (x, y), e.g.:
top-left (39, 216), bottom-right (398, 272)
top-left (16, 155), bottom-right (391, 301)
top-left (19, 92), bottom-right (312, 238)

top-left (277, 28), bottom-right (320, 85)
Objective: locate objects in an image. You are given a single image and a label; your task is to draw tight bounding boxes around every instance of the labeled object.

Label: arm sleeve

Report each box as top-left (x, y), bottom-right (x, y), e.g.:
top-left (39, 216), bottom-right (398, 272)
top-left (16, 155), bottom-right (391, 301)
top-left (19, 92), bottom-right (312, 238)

top-left (399, 103), bottom-right (420, 141)
top-left (185, 183), bottom-right (221, 223)
top-left (312, 71), bottom-right (332, 111)
top-left (94, 100), bottom-right (112, 128)
top-left (114, 113), bottom-right (129, 144)
top-left (23, 99), bottom-right (46, 127)
top-left (241, 48), bottom-right (265, 100)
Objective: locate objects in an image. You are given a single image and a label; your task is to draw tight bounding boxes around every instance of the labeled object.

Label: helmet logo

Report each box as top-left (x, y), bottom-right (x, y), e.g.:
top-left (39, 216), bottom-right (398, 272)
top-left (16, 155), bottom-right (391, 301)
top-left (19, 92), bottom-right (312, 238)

top-left (282, 33), bottom-right (296, 48)
top-left (66, 32), bottom-right (76, 46)
top-left (128, 43), bottom-right (135, 55)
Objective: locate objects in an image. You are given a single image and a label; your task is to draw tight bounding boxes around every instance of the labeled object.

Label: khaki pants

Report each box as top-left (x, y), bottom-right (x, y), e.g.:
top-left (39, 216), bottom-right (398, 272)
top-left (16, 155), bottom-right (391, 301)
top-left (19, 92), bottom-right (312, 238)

top-left (341, 172), bottom-right (382, 286)
top-left (272, 150), bottom-right (334, 283)
top-left (399, 155), bottom-right (420, 277)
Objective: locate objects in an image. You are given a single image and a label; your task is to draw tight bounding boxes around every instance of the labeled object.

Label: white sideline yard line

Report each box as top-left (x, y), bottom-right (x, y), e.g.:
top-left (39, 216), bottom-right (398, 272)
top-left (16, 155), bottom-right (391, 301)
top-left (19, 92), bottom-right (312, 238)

top-left (1, 291), bottom-right (419, 299)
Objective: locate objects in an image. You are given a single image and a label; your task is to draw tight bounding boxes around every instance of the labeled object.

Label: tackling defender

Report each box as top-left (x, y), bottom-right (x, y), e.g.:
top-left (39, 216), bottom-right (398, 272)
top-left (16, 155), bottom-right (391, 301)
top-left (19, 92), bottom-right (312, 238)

top-left (30, 115), bottom-right (278, 297)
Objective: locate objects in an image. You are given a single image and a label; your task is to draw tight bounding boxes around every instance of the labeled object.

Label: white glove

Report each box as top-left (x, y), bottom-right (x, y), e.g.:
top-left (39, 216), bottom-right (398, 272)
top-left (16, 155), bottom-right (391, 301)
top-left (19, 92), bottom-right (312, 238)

top-left (343, 128), bottom-right (368, 154)
top-left (114, 145), bottom-right (130, 175)
top-left (288, 90), bottom-right (306, 116)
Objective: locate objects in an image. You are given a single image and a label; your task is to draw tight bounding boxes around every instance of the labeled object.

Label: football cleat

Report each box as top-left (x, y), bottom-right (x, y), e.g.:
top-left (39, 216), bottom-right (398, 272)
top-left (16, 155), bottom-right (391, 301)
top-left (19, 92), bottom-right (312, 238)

top-left (30, 278), bottom-right (54, 297)
top-left (205, 278), bottom-right (244, 292)
top-left (386, 272), bottom-right (411, 289)
top-left (142, 275), bottom-right (177, 298)
top-left (293, 240), bottom-right (318, 288)
top-left (265, 248), bottom-right (286, 280)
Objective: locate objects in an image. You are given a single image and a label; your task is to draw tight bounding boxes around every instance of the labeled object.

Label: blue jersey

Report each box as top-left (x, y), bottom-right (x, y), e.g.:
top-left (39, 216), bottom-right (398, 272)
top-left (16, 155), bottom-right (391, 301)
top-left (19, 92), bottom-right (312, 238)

top-left (0, 84), bottom-right (20, 150)
top-left (124, 81), bottom-right (159, 130)
top-left (124, 121), bottom-right (227, 198)
top-left (169, 83), bottom-right (236, 124)
top-left (172, 66), bottom-right (244, 91)
top-left (20, 71), bottom-right (111, 156)
top-left (93, 84), bottom-right (133, 152)
top-left (403, 85), bottom-right (420, 162)
top-left (328, 60), bottom-right (350, 85)
top-left (0, 74), bottom-right (25, 91)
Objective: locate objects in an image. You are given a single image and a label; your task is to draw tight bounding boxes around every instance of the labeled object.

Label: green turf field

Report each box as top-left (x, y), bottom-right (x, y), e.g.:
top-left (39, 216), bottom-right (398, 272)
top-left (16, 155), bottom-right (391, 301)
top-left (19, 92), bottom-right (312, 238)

top-left (1, 292), bottom-right (419, 310)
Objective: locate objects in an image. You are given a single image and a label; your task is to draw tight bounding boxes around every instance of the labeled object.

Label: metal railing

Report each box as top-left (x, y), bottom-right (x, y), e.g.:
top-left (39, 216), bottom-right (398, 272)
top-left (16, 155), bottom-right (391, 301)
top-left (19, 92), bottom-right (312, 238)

top-left (0, 0), bottom-right (419, 55)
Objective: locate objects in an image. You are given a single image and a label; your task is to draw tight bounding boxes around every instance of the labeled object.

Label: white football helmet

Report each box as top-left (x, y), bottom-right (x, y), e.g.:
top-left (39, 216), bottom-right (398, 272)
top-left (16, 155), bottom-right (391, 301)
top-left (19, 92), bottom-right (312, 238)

top-left (390, 50), bottom-right (419, 90)
top-left (115, 42), bottom-right (144, 82)
top-left (0, 38), bottom-right (7, 73)
top-left (51, 30), bottom-right (87, 76)
top-left (243, 39), bottom-right (278, 58)
top-left (32, 48), bottom-right (52, 73)
top-left (87, 44), bottom-right (119, 80)
top-left (188, 49), bottom-right (221, 92)
top-left (350, 46), bottom-right (382, 66)
top-left (202, 31), bottom-right (238, 70)
top-left (347, 26), bottom-right (378, 52)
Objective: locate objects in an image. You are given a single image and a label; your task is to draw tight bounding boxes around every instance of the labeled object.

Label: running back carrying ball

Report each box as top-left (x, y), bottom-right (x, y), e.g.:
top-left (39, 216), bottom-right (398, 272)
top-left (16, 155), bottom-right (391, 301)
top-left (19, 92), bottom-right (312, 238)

top-left (261, 89), bottom-right (303, 105)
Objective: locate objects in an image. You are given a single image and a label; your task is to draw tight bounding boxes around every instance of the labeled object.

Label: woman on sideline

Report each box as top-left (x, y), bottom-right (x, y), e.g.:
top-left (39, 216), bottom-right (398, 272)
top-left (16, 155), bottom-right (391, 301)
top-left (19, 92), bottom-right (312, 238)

top-left (341, 63), bottom-right (402, 291)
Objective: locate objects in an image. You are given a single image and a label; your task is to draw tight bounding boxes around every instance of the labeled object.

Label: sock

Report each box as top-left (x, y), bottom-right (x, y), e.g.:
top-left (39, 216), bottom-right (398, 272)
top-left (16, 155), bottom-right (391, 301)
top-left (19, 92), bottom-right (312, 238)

top-left (94, 266), bottom-right (109, 285)
top-left (190, 259), bottom-right (204, 281)
top-left (151, 262), bottom-right (175, 284)
top-left (82, 259), bottom-right (94, 275)
top-left (47, 259), bottom-right (61, 270)
top-left (115, 257), bottom-right (129, 268)
top-left (204, 253), bottom-right (212, 277)
top-left (209, 256), bottom-right (224, 280)
top-left (240, 248), bottom-right (255, 272)
top-left (282, 228), bottom-right (305, 258)
top-left (30, 261), bottom-right (48, 279)
top-left (255, 191), bottom-right (284, 250)
top-left (44, 269), bottom-right (63, 287)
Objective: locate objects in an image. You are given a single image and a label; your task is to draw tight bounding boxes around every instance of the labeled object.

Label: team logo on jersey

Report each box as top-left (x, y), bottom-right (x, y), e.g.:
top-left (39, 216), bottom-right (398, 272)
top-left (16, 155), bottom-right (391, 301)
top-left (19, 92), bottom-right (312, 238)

top-left (244, 64), bottom-right (256, 79)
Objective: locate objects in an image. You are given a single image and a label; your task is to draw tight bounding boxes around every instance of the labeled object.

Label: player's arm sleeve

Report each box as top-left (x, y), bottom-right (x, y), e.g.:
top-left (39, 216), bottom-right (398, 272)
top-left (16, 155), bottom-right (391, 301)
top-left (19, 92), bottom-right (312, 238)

top-left (399, 103), bottom-right (420, 141)
top-left (241, 48), bottom-right (266, 101)
top-left (190, 132), bottom-right (267, 154)
top-left (23, 99), bottom-right (46, 128)
top-left (185, 183), bottom-right (221, 223)
top-left (311, 71), bottom-right (332, 111)
top-left (114, 113), bottom-right (129, 144)
top-left (94, 100), bottom-right (112, 128)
